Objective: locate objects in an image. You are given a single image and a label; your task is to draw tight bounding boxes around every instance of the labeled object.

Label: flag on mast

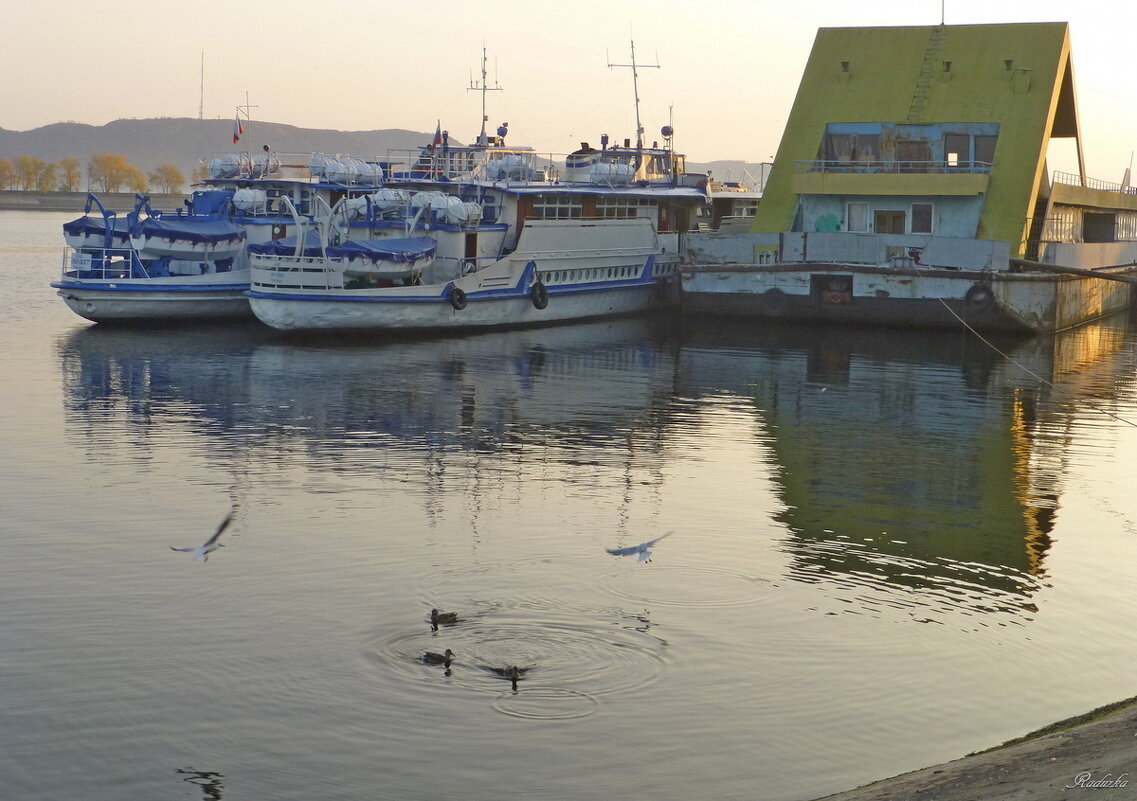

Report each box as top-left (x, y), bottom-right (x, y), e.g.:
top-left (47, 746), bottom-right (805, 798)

top-left (233, 112), bottom-right (245, 144)
top-left (431, 120), bottom-right (442, 149)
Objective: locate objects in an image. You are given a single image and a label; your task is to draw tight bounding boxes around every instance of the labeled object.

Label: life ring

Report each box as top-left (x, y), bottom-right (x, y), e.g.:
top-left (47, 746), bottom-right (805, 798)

top-left (448, 286), bottom-right (467, 311)
top-left (530, 281), bottom-right (549, 310)
top-left (964, 283), bottom-right (995, 310)
top-left (761, 287), bottom-right (789, 316)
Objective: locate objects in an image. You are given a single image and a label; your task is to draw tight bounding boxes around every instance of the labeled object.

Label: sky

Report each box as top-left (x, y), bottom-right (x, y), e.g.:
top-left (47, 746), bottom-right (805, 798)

top-left (5, 0), bottom-right (1136, 178)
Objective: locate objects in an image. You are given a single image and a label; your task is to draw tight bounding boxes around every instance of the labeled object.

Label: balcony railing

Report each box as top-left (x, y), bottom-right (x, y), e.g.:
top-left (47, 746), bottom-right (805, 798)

top-left (1052, 170), bottom-right (1137, 195)
top-left (795, 159), bottom-right (993, 175)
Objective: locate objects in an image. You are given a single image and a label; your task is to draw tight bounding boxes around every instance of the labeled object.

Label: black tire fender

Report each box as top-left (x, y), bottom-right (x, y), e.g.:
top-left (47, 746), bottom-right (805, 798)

top-left (530, 281), bottom-right (549, 310)
top-left (762, 287), bottom-right (788, 316)
top-left (964, 283), bottom-right (995, 310)
top-left (448, 286), bottom-right (467, 311)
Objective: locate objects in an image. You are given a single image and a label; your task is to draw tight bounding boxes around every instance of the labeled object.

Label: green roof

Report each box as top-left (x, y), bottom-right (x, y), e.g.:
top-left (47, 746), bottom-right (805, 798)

top-left (755, 22), bottom-right (1079, 249)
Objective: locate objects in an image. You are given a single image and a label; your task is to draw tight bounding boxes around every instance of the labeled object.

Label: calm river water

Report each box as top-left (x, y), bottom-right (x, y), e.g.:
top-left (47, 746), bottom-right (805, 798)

top-left (3, 210), bottom-right (1137, 801)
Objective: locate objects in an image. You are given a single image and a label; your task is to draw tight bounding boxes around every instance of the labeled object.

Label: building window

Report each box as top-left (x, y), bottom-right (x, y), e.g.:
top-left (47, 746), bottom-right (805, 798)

top-left (944, 133), bottom-right (969, 169)
top-left (911, 202), bottom-right (933, 234)
top-left (896, 140), bottom-right (932, 173)
top-left (847, 202), bottom-right (869, 232)
top-left (974, 135), bottom-right (997, 168)
top-left (531, 194), bottom-right (582, 219)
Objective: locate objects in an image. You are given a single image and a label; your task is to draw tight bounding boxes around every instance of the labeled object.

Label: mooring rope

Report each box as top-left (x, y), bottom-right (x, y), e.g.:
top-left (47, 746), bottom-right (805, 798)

top-left (938, 298), bottom-right (1137, 429)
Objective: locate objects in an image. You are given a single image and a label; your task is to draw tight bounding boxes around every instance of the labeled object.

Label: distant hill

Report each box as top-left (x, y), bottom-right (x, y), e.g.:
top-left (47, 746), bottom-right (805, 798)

top-left (0, 117), bottom-right (768, 190)
top-left (0, 118), bottom-right (442, 183)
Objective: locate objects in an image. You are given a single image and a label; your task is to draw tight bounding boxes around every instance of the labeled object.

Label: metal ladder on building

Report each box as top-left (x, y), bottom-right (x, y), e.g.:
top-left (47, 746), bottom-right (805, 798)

top-left (907, 26), bottom-right (946, 123)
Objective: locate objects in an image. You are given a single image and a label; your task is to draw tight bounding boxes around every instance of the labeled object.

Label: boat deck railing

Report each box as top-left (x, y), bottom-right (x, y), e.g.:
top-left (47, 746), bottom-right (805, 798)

top-left (250, 254), bottom-right (349, 290)
top-left (61, 248), bottom-right (153, 280)
top-left (794, 159), bottom-right (993, 175)
top-left (202, 146), bottom-right (690, 188)
top-left (382, 147), bottom-right (554, 184)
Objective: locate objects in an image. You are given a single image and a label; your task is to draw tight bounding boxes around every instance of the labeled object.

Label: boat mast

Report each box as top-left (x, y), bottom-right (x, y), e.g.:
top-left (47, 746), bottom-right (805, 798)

top-left (468, 47), bottom-right (502, 147)
top-left (608, 40), bottom-right (659, 150)
top-left (198, 49), bottom-right (204, 120)
top-left (236, 92), bottom-right (258, 157)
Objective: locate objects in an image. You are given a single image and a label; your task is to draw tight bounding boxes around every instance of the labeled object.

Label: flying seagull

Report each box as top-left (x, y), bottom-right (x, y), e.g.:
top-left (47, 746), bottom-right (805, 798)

top-left (606, 532), bottom-right (673, 563)
top-left (170, 510), bottom-right (235, 561)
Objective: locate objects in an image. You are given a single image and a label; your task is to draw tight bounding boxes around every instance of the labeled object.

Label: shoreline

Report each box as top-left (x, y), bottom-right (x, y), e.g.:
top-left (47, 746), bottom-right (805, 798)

top-left (0, 190), bottom-right (188, 213)
top-left (813, 696), bottom-right (1137, 800)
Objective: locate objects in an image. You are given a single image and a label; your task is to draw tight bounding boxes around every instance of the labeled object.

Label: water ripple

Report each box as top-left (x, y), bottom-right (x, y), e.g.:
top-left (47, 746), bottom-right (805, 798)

top-left (491, 688), bottom-right (600, 720)
top-left (601, 564), bottom-right (775, 608)
top-left (366, 608), bottom-right (668, 717)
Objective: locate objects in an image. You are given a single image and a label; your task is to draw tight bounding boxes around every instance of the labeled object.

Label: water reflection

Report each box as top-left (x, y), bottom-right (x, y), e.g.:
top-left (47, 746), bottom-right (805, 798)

top-left (174, 768), bottom-right (224, 801)
top-left (58, 317), bottom-right (678, 465)
top-left (56, 312), bottom-right (1137, 630)
top-left (674, 315), bottom-right (1136, 624)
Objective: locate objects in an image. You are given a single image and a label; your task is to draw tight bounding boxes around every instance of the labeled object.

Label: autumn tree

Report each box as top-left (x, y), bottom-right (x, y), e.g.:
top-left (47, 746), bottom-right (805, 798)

top-left (125, 165), bottom-right (148, 193)
top-left (59, 156), bottom-right (81, 192)
top-left (36, 163), bottom-right (58, 193)
top-left (148, 162), bottom-right (185, 193)
top-left (191, 164), bottom-right (210, 184)
top-left (88, 153), bottom-right (135, 192)
top-left (16, 155), bottom-right (46, 190)
top-left (0, 158), bottom-right (13, 189)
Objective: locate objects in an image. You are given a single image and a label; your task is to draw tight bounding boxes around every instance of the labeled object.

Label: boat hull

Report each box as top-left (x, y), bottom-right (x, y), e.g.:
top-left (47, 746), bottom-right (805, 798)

top-left (680, 263), bottom-right (1137, 333)
top-left (52, 274), bottom-right (253, 323)
top-left (247, 281), bottom-right (667, 331)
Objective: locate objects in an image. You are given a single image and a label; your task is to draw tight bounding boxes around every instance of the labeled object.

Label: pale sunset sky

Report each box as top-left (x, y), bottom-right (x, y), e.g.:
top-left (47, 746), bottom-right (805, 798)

top-left (4, 0), bottom-right (1135, 177)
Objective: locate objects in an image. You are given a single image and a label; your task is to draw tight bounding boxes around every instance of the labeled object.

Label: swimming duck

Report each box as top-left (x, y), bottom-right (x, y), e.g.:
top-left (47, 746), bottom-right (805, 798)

top-left (489, 665), bottom-right (528, 690)
top-left (430, 609), bottom-right (460, 627)
top-left (422, 649), bottom-right (455, 667)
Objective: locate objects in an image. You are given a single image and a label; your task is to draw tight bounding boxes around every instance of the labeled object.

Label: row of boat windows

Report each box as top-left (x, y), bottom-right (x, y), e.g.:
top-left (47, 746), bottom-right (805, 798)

top-left (529, 196), bottom-right (659, 220)
top-left (538, 263), bottom-right (674, 284)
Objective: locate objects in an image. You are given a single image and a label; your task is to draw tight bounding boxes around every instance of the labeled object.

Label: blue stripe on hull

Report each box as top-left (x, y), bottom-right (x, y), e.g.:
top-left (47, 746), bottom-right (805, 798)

top-left (52, 281), bottom-right (249, 294)
top-left (245, 277), bottom-right (661, 305)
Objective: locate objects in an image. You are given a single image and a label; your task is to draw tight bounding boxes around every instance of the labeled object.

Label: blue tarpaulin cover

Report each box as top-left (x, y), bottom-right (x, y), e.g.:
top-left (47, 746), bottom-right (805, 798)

top-left (327, 237), bottom-right (436, 262)
top-left (246, 230), bottom-right (325, 257)
top-left (134, 217), bottom-right (246, 244)
top-left (62, 216), bottom-right (132, 237)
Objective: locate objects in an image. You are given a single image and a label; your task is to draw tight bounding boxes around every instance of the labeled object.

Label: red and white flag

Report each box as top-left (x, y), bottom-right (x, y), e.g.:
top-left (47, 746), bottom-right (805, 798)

top-left (233, 113), bottom-right (245, 144)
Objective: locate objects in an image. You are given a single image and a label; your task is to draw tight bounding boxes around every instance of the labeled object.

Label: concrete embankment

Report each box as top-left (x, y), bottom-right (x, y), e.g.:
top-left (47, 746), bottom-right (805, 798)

top-left (0, 191), bottom-right (189, 213)
top-left (814, 696), bottom-right (1137, 801)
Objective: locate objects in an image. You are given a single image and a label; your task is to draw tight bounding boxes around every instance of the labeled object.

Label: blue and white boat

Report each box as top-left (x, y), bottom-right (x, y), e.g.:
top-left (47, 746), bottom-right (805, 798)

top-left (53, 148), bottom-right (396, 323)
top-left (54, 193), bottom-right (252, 322)
top-left (244, 49), bottom-right (708, 332)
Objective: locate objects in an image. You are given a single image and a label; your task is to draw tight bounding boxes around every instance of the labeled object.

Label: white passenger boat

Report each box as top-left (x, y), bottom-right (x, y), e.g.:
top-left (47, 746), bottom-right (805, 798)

top-left (245, 50), bottom-right (707, 332)
top-left (53, 193), bottom-right (253, 322)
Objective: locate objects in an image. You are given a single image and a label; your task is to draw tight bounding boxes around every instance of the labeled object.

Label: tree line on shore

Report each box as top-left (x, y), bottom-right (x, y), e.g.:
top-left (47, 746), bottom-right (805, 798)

top-left (0, 154), bottom-right (208, 194)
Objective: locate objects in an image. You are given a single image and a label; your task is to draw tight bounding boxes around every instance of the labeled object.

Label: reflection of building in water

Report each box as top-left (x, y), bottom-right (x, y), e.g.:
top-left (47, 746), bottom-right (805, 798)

top-left (675, 315), bottom-right (1135, 619)
top-left (57, 311), bottom-right (1136, 616)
